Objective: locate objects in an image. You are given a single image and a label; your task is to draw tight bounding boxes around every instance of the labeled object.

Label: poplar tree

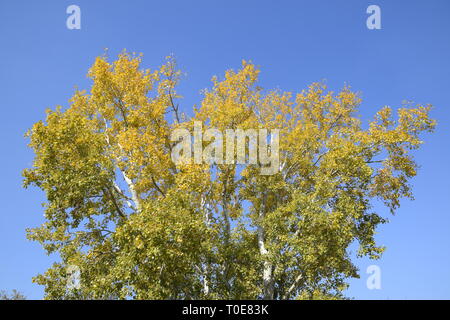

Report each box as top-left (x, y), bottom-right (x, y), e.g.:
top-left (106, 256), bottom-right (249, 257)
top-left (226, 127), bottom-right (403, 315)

top-left (24, 52), bottom-right (435, 299)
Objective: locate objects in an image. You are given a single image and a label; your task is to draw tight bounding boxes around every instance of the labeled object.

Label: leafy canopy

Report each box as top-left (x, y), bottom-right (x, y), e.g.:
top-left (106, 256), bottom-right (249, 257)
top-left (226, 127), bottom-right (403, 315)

top-left (23, 51), bottom-right (435, 299)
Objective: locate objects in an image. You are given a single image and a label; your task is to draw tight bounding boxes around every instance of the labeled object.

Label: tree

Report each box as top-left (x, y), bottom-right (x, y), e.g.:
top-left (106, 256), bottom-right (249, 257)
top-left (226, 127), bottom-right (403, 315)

top-left (23, 52), bottom-right (435, 300)
top-left (0, 290), bottom-right (26, 300)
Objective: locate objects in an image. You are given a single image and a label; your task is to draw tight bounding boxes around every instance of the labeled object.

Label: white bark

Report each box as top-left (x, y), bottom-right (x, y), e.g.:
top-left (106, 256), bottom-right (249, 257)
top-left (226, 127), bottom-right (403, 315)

top-left (283, 273), bottom-right (303, 300)
top-left (200, 196), bottom-right (211, 296)
top-left (120, 169), bottom-right (141, 212)
top-left (103, 118), bottom-right (141, 213)
top-left (258, 194), bottom-right (274, 300)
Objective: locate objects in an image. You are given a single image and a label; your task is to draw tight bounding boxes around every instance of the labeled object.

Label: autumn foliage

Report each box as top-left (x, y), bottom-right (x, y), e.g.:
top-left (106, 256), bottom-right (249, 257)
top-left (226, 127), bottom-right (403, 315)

top-left (23, 52), bottom-right (435, 299)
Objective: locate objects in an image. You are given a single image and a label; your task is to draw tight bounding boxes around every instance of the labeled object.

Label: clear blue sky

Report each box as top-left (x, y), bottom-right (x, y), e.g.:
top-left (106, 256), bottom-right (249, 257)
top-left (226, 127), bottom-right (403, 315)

top-left (1, 0), bottom-right (449, 299)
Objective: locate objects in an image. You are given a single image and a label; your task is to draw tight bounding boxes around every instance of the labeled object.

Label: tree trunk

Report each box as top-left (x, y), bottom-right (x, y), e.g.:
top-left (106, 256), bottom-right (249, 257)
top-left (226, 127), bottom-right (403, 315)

top-left (258, 194), bottom-right (274, 300)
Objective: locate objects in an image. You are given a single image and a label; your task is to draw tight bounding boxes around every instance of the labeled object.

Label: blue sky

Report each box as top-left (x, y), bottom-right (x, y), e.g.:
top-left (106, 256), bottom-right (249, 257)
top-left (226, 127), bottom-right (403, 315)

top-left (0, 0), bottom-right (449, 299)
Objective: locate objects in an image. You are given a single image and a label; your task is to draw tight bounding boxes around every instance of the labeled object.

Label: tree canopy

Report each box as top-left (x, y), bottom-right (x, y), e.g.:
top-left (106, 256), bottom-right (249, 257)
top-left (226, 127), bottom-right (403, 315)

top-left (23, 52), bottom-right (435, 299)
